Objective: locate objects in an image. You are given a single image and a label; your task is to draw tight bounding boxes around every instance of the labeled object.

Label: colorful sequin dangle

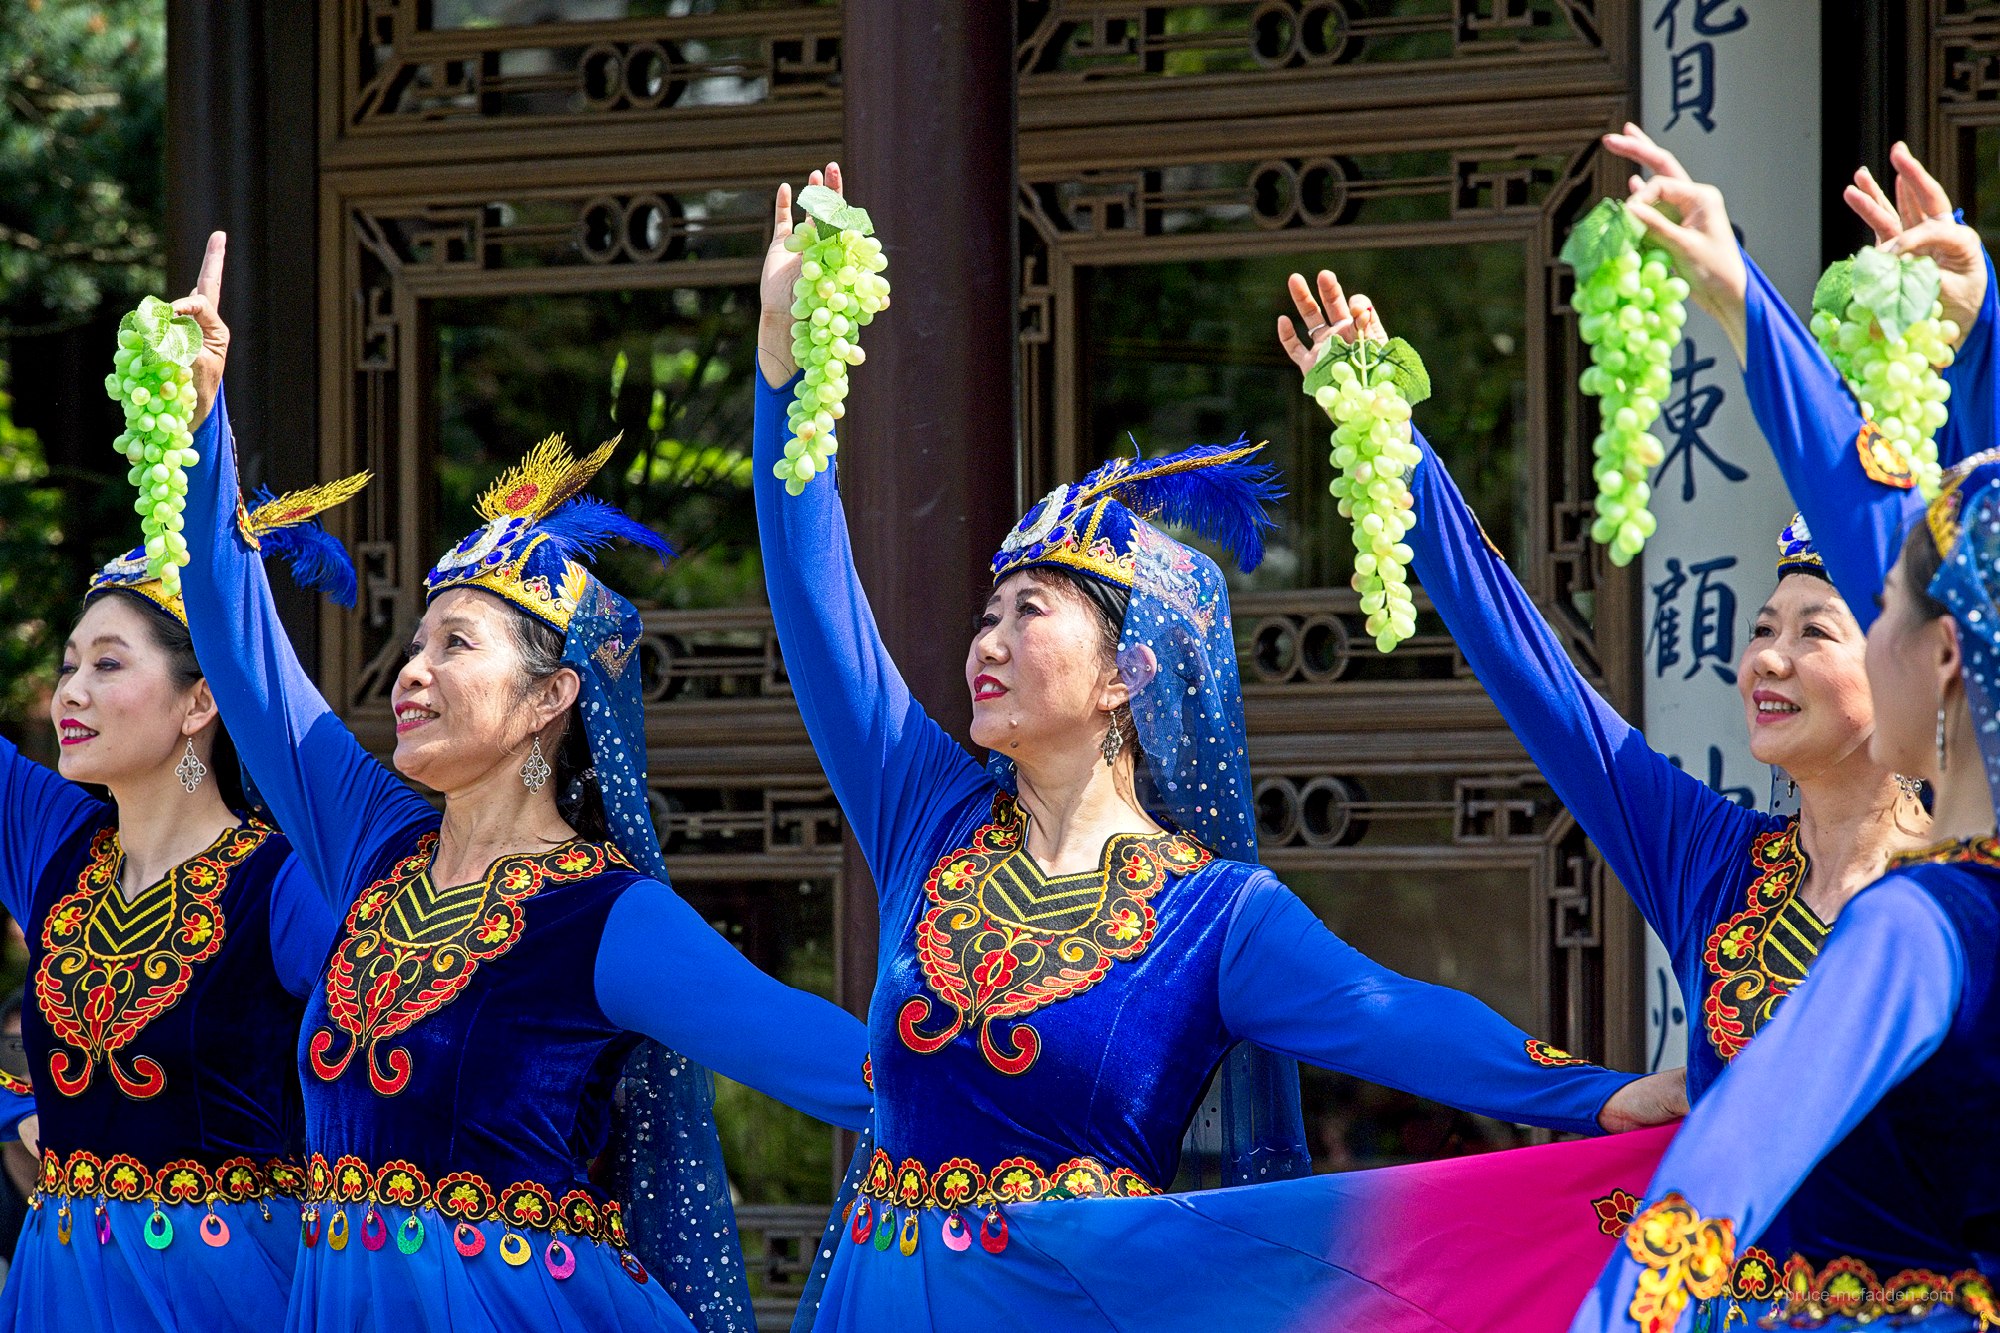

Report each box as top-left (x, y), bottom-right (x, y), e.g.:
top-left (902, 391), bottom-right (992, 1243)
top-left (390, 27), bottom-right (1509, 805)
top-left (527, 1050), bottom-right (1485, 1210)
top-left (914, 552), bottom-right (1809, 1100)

top-left (300, 1205), bottom-right (321, 1248)
top-left (327, 1208), bottom-right (349, 1251)
top-left (499, 1231), bottom-right (532, 1267)
top-left (55, 1204), bottom-right (71, 1246)
top-left (144, 1207), bottom-right (173, 1250)
top-left (546, 1237), bottom-right (577, 1279)
top-left (619, 1250), bottom-right (650, 1285)
top-left (979, 1208), bottom-right (1008, 1255)
top-left (200, 1211), bottom-right (230, 1247)
top-left (95, 1204), bottom-right (110, 1246)
top-left (873, 1207), bottom-right (895, 1251)
top-left (898, 1211), bottom-right (920, 1256)
top-left (397, 1215), bottom-right (425, 1254)
top-left (453, 1221), bottom-right (485, 1257)
top-left (361, 1207), bottom-right (388, 1251)
top-left (849, 1198), bottom-right (873, 1245)
top-left (940, 1210), bottom-right (972, 1252)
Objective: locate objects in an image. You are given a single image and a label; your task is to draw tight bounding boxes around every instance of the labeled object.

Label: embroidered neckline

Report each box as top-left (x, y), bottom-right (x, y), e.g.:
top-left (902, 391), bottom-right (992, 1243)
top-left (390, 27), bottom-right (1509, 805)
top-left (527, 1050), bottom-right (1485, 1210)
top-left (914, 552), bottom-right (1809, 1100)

top-left (35, 821), bottom-right (270, 1100)
top-left (1886, 834), bottom-right (2000, 870)
top-left (897, 794), bottom-right (1211, 1076)
top-left (309, 835), bottom-right (627, 1097)
top-left (1701, 821), bottom-right (1828, 1064)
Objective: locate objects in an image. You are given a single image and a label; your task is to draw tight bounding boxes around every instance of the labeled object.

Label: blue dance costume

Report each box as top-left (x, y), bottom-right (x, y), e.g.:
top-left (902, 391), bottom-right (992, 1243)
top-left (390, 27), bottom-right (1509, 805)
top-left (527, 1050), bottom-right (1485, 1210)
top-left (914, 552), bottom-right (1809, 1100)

top-left (754, 371), bottom-right (1651, 1331)
top-left (1568, 457), bottom-right (2000, 1333)
top-left (0, 484), bottom-right (365, 1333)
top-left (180, 389), bottom-right (872, 1333)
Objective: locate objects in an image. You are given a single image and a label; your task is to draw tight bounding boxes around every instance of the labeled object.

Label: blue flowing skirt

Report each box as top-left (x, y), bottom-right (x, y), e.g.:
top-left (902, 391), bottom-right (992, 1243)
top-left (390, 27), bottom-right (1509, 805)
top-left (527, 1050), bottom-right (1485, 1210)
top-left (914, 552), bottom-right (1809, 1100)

top-left (0, 1197), bottom-right (295, 1333)
top-left (283, 1205), bottom-right (700, 1333)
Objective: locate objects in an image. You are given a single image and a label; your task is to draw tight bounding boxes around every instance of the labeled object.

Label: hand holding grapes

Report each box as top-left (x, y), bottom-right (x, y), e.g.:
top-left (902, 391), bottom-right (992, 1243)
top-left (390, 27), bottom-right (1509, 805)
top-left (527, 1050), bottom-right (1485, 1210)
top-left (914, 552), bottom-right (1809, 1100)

top-left (1845, 143), bottom-right (1985, 342)
top-left (171, 231), bottom-right (230, 429)
top-left (1602, 124), bottom-right (1747, 361)
top-left (758, 165), bottom-right (839, 387)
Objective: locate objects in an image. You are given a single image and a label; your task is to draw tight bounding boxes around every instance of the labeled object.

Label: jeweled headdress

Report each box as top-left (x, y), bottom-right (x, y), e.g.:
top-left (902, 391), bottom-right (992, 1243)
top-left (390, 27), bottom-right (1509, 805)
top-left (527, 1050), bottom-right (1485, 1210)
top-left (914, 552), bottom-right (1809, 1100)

top-left (1923, 450), bottom-right (2000, 807)
top-left (1775, 512), bottom-right (1826, 581)
top-left (88, 474), bottom-right (370, 625)
top-left (424, 434), bottom-right (672, 632)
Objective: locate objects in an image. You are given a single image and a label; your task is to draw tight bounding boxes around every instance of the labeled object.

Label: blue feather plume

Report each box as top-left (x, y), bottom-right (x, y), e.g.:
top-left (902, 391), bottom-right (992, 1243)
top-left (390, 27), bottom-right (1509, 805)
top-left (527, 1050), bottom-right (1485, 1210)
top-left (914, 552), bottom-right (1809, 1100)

top-left (246, 486), bottom-right (360, 608)
top-left (534, 495), bottom-right (677, 569)
top-left (1083, 436), bottom-right (1285, 572)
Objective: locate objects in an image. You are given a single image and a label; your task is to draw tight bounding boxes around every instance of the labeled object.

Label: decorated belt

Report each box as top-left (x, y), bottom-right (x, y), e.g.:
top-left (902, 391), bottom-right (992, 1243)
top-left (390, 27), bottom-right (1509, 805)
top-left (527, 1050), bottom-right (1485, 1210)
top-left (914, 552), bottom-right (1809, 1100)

top-left (295, 1153), bottom-right (651, 1286)
top-left (1614, 1192), bottom-right (2000, 1330)
top-left (849, 1149), bottom-right (1160, 1258)
top-left (32, 1148), bottom-right (304, 1250)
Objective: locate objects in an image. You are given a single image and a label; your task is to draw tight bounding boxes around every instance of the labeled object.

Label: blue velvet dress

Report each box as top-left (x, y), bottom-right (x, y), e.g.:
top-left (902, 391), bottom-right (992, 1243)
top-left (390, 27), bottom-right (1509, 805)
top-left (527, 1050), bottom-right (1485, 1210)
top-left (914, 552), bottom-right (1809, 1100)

top-left (753, 373), bottom-right (1653, 1330)
top-left (179, 387), bottom-right (873, 1333)
top-left (0, 741), bottom-right (338, 1332)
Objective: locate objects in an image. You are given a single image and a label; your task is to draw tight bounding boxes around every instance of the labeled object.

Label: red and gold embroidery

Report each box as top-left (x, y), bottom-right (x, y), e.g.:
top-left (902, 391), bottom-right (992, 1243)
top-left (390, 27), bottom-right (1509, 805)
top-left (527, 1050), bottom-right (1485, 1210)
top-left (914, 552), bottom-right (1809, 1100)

top-left (310, 837), bottom-right (623, 1096)
top-left (1592, 1188), bottom-right (1640, 1237)
top-left (0, 1067), bottom-right (31, 1097)
top-left (35, 823), bottom-right (268, 1100)
top-left (1625, 1194), bottom-right (1736, 1333)
top-left (34, 1148), bottom-right (303, 1205)
top-left (1525, 1039), bottom-right (1591, 1068)
top-left (1856, 420), bottom-right (1918, 490)
top-left (1888, 834), bottom-right (2000, 871)
top-left (1701, 823), bottom-right (1828, 1063)
top-left (858, 1149), bottom-right (1159, 1211)
top-left (897, 796), bottom-right (1211, 1076)
top-left (301, 1153), bottom-right (626, 1246)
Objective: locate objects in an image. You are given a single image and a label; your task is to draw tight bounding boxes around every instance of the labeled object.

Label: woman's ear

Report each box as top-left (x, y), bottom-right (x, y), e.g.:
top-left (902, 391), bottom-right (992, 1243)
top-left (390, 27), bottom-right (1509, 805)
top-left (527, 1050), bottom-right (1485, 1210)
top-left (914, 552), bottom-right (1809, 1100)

top-left (1937, 615), bottom-right (1966, 701)
top-left (535, 666), bottom-right (582, 726)
top-left (182, 678), bottom-right (221, 737)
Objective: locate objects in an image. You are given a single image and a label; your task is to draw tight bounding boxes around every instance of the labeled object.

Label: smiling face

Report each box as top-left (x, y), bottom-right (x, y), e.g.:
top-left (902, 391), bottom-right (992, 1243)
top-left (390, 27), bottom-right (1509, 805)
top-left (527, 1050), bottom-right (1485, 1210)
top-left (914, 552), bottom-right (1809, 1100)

top-left (966, 570), bottom-right (1123, 763)
top-left (52, 594), bottom-right (217, 789)
top-left (390, 588), bottom-right (577, 794)
top-left (1736, 573), bottom-right (1879, 779)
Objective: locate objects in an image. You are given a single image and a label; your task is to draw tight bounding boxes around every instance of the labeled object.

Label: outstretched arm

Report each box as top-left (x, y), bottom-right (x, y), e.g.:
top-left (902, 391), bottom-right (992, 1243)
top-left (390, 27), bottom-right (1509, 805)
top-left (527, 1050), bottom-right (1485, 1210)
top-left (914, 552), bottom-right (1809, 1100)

top-left (595, 881), bottom-right (871, 1129)
top-left (1219, 878), bottom-right (1684, 1138)
top-left (1279, 271), bottom-right (1763, 958)
top-left (1568, 877), bottom-right (1962, 1332)
top-left (0, 736), bottom-right (104, 924)
top-left (174, 235), bottom-right (433, 909)
top-left (753, 170), bottom-right (991, 900)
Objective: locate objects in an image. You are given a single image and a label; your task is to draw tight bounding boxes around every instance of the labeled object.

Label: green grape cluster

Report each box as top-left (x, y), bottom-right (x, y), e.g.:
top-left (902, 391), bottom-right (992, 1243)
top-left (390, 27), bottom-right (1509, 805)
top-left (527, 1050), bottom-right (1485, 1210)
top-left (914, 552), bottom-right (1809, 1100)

top-left (1566, 201), bottom-right (1687, 567)
top-left (103, 296), bottom-right (203, 590)
top-left (1808, 248), bottom-right (1956, 500)
top-left (1306, 337), bottom-right (1431, 653)
top-left (775, 185), bottom-right (891, 496)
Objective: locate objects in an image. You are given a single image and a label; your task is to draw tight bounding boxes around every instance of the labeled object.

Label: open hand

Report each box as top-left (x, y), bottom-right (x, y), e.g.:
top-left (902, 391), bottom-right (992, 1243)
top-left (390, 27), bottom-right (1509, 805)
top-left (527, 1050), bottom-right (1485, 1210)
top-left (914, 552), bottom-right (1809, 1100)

top-left (1597, 1067), bottom-right (1688, 1133)
top-left (169, 231), bottom-right (229, 429)
top-left (1276, 268), bottom-right (1386, 377)
top-left (1602, 124), bottom-right (1748, 360)
top-left (1845, 143), bottom-right (1986, 341)
top-left (759, 163), bottom-right (840, 387)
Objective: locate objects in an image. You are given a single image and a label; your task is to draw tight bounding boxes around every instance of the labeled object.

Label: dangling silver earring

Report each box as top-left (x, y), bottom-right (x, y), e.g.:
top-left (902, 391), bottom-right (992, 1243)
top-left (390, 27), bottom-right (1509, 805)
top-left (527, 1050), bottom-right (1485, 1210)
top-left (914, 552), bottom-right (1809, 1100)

top-left (521, 736), bottom-right (552, 792)
top-left (1937, 703), bottom-right (1950, 775)
top-left (1099, 713), bottom-right (1125, 766)
top-left (1895, 774), bottom-right (1925, 798)
top-left (176, 738), bottom-right (207, 793)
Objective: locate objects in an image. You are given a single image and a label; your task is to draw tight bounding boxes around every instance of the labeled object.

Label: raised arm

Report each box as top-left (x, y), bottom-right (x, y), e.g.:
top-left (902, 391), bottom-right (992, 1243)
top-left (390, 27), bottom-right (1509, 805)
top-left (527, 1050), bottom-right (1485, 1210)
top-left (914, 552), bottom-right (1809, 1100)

top-left (1567, 877), bottom-right (1962, 1333)
top-left (595, 880), bottom-right (871, 1129)
top-left (172, 239), bottom-right (432, 908)
top-left (1218, 877), bottom-right (1679, 1138)
top-left (265, 856), bottom-right (345, 999)
top-left (1938, 249), bottom-right (1998, 469)
top-left (1279, 270), bottom-right (1761, 957)
top-left (0, 735), bottom-right (103, 924)
top-left (752, 173), bottom-right (990, 897)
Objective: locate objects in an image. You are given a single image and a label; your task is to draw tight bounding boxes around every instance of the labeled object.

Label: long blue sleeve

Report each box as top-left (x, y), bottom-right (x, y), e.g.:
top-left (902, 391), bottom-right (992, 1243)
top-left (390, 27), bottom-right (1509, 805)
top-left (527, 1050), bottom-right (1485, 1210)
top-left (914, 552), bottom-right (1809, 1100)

top-left (0, 735), bottom-right (103, 924)
top-left (266, 857), bottom-right (342, 999)
top-left (1938, 250), bottom-right (1998, 469)
top-left (751, 371), bottom-right (993, 905)
top-left (1740, 252), bottom-right (1924, 628)
top-left (0, 1087), bottom-right (32, 1143)
top-left (1218, 878), bottom-right (1638, 1137)
top-left (1567, 877), bottom-right (1962, 1332)
top-left (1405, 430), bottom-right (1767, 960)
top-left (179, 384), bottom-right (435, 909)
top-left (595, 881), bottom-right (870, 1129)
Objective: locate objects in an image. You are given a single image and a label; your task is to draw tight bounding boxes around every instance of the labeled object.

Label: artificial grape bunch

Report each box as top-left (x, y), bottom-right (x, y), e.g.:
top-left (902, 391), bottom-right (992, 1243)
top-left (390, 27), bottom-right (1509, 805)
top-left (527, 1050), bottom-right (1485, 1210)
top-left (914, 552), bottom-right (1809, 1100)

top-left (1808, 247), bottom-right (1957, 499)
top-left (774, 184), bottom-right (891, 495)
top-left (103, 296), bottom-right (203, 590)
top-left (1561, 198), bottom-right (1690, 567)
top-left (1303, 335), bottom-right (1432, 653)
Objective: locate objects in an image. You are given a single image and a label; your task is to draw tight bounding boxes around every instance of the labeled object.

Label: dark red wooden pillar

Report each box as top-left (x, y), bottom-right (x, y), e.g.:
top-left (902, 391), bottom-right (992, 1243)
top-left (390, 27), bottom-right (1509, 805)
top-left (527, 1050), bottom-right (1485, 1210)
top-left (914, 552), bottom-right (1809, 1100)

top-left (835, 3), bottom-right (1019, 1017)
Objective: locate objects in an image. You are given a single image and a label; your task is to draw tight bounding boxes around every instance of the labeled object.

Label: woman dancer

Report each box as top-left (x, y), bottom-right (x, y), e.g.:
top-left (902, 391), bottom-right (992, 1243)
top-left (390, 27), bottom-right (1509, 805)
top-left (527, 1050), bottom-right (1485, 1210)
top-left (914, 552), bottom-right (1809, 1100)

top-left (0, 414), bottom-right (363, 1326)
top-left (1276, 274), bottom-right (1928, 1105)
top-left (173, 235), bottom-right (871, 1333)
top-left (1570, 455), bottom-right (2000, 1332)
top-left (757, 166), bottom-right (1683, 1332)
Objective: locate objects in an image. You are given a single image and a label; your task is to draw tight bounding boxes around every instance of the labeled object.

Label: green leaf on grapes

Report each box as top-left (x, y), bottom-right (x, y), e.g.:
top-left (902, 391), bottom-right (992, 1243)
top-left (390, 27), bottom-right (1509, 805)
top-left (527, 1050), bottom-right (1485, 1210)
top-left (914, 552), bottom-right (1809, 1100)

top-left (798, 184), bottom-right (876, 236)
top-left (1559, 198), bottom-right (1642, 281)
top-left (1851, 246), bottom-right (1941, 341)
top-left (1812, 258), bottom-right (1855, 320)
top-left (1376, 337), bottom-right (1432, 407)
top-left (126, 295), bottom-right (201, 367)
top-left (1301, 343), bottom-right (1342, 397)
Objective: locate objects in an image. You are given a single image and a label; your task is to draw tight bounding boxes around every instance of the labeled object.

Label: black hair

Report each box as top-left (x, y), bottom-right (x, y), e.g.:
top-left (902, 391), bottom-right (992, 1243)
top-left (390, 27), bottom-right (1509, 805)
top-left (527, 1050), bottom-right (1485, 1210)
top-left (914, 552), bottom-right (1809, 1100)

top-left (1899, 518), bottom-right (1953, 624)
top-left (76, 589), bottom-right (247, 811)
top-left (501, 606), bottom-right (611, 843)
